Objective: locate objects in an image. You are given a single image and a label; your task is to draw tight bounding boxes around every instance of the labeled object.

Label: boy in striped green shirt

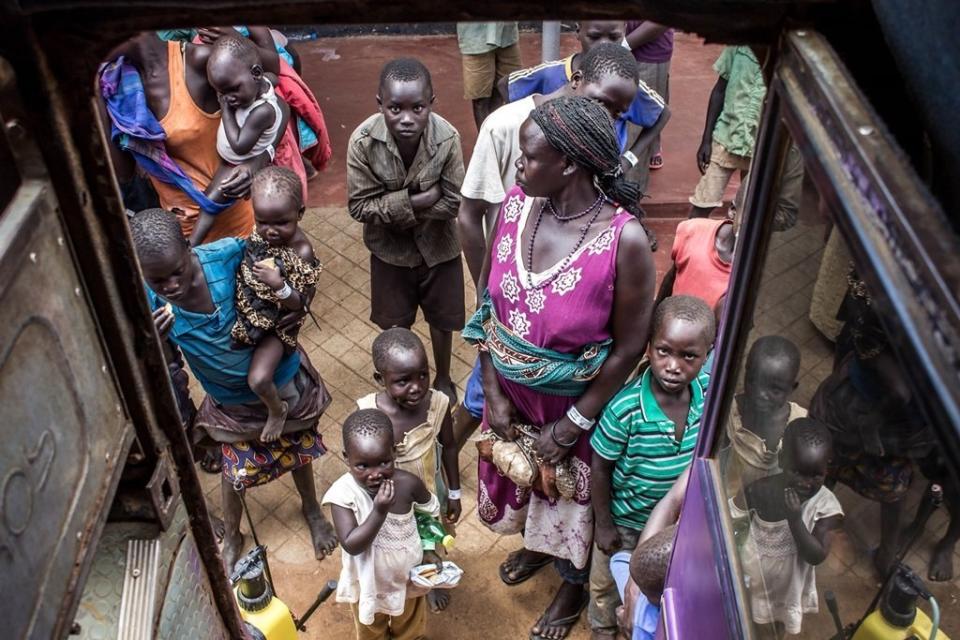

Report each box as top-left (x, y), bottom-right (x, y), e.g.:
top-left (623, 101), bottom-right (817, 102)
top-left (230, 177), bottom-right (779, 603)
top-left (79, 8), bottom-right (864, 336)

top-left (588, 295), bottom-right (716, 638)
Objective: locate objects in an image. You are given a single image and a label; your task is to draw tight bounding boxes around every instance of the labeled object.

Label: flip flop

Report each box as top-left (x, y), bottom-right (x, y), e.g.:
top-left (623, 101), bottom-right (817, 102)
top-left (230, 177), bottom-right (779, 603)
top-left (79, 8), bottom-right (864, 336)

top-left (529, 590), bottom-right (589, 640)
top-left (198, 448), bottom-right (222, 475)
top-left (649, 153), bottom-right (664, 170)
top-left (499, 549), bottom-right (553, 586)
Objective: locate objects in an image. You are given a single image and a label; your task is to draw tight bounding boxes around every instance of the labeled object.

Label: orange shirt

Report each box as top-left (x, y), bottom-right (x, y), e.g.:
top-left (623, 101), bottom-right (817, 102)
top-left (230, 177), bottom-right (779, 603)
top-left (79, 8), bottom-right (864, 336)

top-left (152, 41), bottom-right (254, 241)
top-left (670, 218), bottom-right (732, 309)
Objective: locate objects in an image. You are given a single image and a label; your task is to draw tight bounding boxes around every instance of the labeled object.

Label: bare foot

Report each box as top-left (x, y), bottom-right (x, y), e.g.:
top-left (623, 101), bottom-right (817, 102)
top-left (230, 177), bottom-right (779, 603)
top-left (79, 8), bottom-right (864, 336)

top-left (530, 582), bottom-right (588, 640)
top-left (222, 528), bottom-right (244, 574)
top-left (929, 540), bottom-right (956, 581)
top-left (260, 401), bottom-right (288, 443)
top-left (427, 588), bottom-right (450, 612)
top-left (433, 377), bottom-right (458, 407)
top-left (304, 506), bottom-right (338, 559)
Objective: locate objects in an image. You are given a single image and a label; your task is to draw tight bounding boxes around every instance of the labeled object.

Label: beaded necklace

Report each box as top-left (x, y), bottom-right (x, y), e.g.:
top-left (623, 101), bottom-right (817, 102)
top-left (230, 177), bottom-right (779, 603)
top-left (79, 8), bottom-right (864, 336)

top-left (545, 193), bottom-right (604, 222)
top-left (524, 196), bottom-right (606, 291)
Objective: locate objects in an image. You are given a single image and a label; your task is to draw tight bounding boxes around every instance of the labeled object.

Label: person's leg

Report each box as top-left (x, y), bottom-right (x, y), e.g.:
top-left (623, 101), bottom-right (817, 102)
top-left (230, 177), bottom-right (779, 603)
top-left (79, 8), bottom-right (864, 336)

top-left (390, 596), bottom-right (427, 640)
top-left (369, 254), bottom-right (419, 331)
top-left (688, 144), bottom-right (735, 218)
top-left (291, 464), bottom-right (339, 559)
top-left (930, 483), bottom-right (960, 581)
top-left (875, 499), bottom-right (904, 576)
top-left (453, 359), bottom-right (484, 451)
top-left (221, 473), bottom-right (244, 572)
top-left (588, 527), bottom-right (641, 639)
top-left (350, 603), bottom-right (390, 640)
top-left (462, 50), bottom-right (496, 131)
top-left (419, 258), bottom-right (465, 405)
top-left (248, 335), bottom-right (289, 442)
top-left (531, 559), bottom-right (590, 640)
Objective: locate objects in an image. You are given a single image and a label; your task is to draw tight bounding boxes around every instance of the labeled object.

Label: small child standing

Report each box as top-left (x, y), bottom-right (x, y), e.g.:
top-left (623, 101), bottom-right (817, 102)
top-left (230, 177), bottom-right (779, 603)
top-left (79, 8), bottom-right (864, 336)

top-left (589, 296), bottom-right (716, 639)
top-left (191, 34), bottom-right (290, 246)
top-left (346, 58), bottom-right (465, 405)
top-left (731, 418), bottom-right (844, 637)
top-left (688, 45), bottom-right (765, 219)
top-left (323, 409), bottom-right (443, 640)
top-left (357, 327), bottom-right (462, 612)
top-left (230, 166), bottom-right (320, 442)
top-left (656, 216), bottom-right (734, 309)
top-left (721, 335), bottom-right (806, 494)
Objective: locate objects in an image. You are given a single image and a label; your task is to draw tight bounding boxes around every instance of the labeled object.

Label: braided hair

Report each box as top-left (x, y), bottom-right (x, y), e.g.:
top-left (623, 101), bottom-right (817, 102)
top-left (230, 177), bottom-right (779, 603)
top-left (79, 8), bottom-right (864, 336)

top-left (529, 95), bottom-right (642, 215)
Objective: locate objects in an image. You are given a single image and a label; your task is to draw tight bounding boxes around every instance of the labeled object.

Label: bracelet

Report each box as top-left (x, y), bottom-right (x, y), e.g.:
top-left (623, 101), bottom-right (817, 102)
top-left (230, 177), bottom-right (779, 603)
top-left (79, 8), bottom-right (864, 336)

top-left (622, 150), bottom-right (639, 167)
top-left (550, 420), bottom-right (578, 448)
top-left (566, 405), bottom-right (596, 431)
top-left (447, 489), bottom-right (462, 500)
top-left (275, 282), bottom-right (293, 300)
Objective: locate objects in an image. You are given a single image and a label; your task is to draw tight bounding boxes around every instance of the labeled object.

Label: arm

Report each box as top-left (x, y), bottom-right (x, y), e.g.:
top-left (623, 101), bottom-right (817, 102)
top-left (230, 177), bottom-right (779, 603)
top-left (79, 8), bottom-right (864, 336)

top-left (217, 101), bottom-right (289, 200)
top-left (627, 104), bottom-right (671, 158)
top-left (189, 212), bottom-right (217, 247)
top-left (655, 264), bottom-right (676, 304)
top-left (243, 26), bottom-right (281, 75)
top-left (438, 408), bottom-right (462, 523)
top-left (220, 100), bottom-right (277, 156)
top-left (329, 481), bottom-right (394, 555)
top-left (457, 197), bottom-right (500, 291)
top-left (346, 138), bottom-right (418, 228)
top-left (415, 136), bottom-right (465, 220)
top-left (625, 22), bottom-right (669, 50)
top-left (591, 452), bottom-right (622, 554)
top-left (698, 77), bottom-right (727, 173)
top-left (638, 467), bottom-right (690, 544)
top-left (537, 221), bottom-right (657, 463)
top-left (250, 245), bottom-right (313, 312)
top-left (785, 487), bottom-right (842, 564)
top-left (496, 73), bottom-right (511, 103)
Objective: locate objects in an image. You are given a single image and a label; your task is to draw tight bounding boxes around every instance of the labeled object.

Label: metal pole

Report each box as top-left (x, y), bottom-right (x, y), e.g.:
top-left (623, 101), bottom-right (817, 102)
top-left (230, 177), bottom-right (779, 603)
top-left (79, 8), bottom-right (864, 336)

top-left (541, 21), bottom-right (561, 62)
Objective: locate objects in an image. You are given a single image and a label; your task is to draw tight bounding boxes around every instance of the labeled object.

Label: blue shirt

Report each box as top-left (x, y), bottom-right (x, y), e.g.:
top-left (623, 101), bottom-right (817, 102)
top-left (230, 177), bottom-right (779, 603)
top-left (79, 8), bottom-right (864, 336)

top-left (146, 238), bottom-right (300, 405)
top-left (505, 54), bottom-right (666, 151)
top-left (610, 550), bottom-right (661, 640)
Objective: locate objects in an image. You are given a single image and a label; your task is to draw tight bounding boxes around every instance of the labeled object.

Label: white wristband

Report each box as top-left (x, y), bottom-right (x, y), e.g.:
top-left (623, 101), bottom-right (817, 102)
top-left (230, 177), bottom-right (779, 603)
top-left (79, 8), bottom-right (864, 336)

top-left (622, 150), bottom-right (639, 167)
top-left (447, 489), bottom-right (462, 500)
top-left (275, 282), bottom-right (293, 300)
top-left (566, 405), bottom-right (596, 431)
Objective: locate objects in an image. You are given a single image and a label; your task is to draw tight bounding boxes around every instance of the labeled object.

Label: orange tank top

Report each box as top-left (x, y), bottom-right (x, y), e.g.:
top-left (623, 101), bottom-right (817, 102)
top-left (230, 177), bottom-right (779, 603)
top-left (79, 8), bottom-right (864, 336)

top-left (151, 41), bottom-right (254, 241)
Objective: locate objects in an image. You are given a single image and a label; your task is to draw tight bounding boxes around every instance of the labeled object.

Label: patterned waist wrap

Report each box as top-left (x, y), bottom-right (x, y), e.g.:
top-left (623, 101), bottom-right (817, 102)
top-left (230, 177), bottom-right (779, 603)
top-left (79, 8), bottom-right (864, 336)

top-left (462, 290), bottom-right (611, 396)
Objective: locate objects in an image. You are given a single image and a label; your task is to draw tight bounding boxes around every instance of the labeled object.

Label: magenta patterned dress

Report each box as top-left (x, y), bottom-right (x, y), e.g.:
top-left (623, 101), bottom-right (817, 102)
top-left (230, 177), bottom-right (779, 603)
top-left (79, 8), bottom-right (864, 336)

top-left (477, 186), bottom-right (635, 569)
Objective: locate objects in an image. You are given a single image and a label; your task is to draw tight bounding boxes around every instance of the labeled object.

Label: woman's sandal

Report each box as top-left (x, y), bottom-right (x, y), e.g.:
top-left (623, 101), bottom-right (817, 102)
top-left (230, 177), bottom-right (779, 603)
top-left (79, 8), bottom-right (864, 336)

top-left (529, 590), bottom-right (589, 640)
top-left (198, 448), bottom-right (222, 475)
top-left (499, 549), bottom-right (553, 585)
top-left (649, 152), bottom-right (664, 170)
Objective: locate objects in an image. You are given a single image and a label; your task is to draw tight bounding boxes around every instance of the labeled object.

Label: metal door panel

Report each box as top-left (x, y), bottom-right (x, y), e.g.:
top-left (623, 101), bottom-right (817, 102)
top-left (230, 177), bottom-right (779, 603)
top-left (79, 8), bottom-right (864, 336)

top-left (0, 180), bottom-right (132, 638)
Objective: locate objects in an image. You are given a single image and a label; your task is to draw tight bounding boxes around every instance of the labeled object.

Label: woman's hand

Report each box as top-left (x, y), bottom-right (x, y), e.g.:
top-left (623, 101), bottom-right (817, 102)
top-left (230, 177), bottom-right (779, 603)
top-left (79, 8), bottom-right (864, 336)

top-left (197, 26), bottom-right (233, 45)
top-left (536, 415), bottom-right (581, 464)
top-left (251, 262), bottom-right (284, 290)
top-left (445, 498), bottom-right (462, 525)
top-left (219, 164), bottom-right (254, 199)
top-left (152, 306), bottom-right (174, 338)
top-left (485, 388), bottom-right (517, 441)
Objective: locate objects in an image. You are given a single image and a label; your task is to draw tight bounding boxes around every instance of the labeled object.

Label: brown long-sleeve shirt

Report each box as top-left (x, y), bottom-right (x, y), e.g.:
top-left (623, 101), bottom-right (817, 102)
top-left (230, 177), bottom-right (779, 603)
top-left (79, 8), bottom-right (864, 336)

top-left (346, 112), bottom-right (465, 268)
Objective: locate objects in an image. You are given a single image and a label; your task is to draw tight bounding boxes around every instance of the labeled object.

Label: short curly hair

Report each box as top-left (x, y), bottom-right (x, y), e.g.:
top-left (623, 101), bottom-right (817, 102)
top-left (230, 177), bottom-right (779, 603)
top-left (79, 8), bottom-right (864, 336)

top-left (652, 295), bottom-right (717, 346)
top-left (342, 408), bottom-right (395, 453)
top-left (209, 33), bottom-right (260, 68)
top-left (581, 41), bottom-right (639, 85)
top-left (378, 57), bottom-right (433, 95)
top-left (129, 208), bottom-right (188, 264)
top-left (372, 327), bottom-right (426, 373)
top-left (252, 166), bottom-right (304, 209)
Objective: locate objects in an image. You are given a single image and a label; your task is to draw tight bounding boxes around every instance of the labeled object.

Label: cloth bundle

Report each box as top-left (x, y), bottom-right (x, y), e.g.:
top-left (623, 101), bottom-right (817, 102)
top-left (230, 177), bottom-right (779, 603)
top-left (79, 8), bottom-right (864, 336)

top-left (476, 423), bottom-right (576, 500)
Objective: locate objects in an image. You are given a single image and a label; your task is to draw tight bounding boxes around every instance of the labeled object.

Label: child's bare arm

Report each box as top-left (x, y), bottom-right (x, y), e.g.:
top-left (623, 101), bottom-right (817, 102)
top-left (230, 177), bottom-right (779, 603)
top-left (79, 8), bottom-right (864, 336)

top-left (592, 452), bottom-right (622, 554)
top-left (189, 212), bottom-right (217, 247)
top-left (625, 104), bottom-right (671, 160)
top-left (698, 77), bottom-right (727, 173)
top-left (438, 408), bottom-right (462, 523)
top-left (639, 467), bottom-right (690, 545)
top-left (330, 480), bottom-right (394, 555)
top-left (220, 101), bottom-right (277, 156)
top-left (785, 488), bottom-right (842, 565)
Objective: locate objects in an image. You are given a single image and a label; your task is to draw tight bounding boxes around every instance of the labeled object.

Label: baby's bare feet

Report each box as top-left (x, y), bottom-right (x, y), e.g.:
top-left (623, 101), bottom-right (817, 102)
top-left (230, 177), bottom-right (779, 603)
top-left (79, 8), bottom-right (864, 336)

top-left (260, 401), bottom-right (288, 443)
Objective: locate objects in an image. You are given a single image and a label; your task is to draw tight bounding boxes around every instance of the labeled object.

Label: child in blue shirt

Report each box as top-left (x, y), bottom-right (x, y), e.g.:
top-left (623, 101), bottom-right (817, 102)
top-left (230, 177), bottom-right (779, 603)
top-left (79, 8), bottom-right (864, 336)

top-left (610, 524), bottom-right (677, 640)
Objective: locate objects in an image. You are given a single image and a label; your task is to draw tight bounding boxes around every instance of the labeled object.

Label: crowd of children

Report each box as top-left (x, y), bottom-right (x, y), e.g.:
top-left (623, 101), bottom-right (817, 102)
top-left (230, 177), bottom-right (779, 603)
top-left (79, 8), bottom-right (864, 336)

top-left (103, 22), bottom-right (864, 640)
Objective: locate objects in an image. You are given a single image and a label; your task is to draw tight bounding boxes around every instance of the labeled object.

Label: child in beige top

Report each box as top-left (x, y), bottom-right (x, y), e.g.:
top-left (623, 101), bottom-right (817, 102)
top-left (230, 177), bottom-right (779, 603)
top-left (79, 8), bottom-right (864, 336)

top-left (358, 328), bottom-right (461, 612)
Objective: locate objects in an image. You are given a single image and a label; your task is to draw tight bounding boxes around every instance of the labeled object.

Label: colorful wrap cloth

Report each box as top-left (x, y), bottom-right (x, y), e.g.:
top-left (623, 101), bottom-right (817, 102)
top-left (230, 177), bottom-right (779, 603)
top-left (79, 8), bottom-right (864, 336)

top-left (230, 231), bottom-right (322, 349)
top-left (98, 57), bottom-right (232, 215)
top-left (462, 290), bottom-right (611, 396)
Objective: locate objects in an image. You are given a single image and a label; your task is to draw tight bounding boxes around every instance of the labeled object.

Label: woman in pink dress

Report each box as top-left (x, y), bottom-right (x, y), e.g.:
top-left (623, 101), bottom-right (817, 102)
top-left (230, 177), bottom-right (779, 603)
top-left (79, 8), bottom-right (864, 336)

top-left (464, 96), bottom-right (656, 640)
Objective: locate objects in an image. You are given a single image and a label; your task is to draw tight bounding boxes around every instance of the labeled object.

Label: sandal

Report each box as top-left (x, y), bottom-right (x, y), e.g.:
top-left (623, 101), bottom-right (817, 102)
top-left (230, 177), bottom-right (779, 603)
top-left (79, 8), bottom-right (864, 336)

top-left (649, 152), bottom-right (664, 170)
top-left (529, 590), bottom-right (589, 640)
top-left (499, 549), bottom-right (553, 585)
top-left (198, 448), bottom-right (222, 475)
